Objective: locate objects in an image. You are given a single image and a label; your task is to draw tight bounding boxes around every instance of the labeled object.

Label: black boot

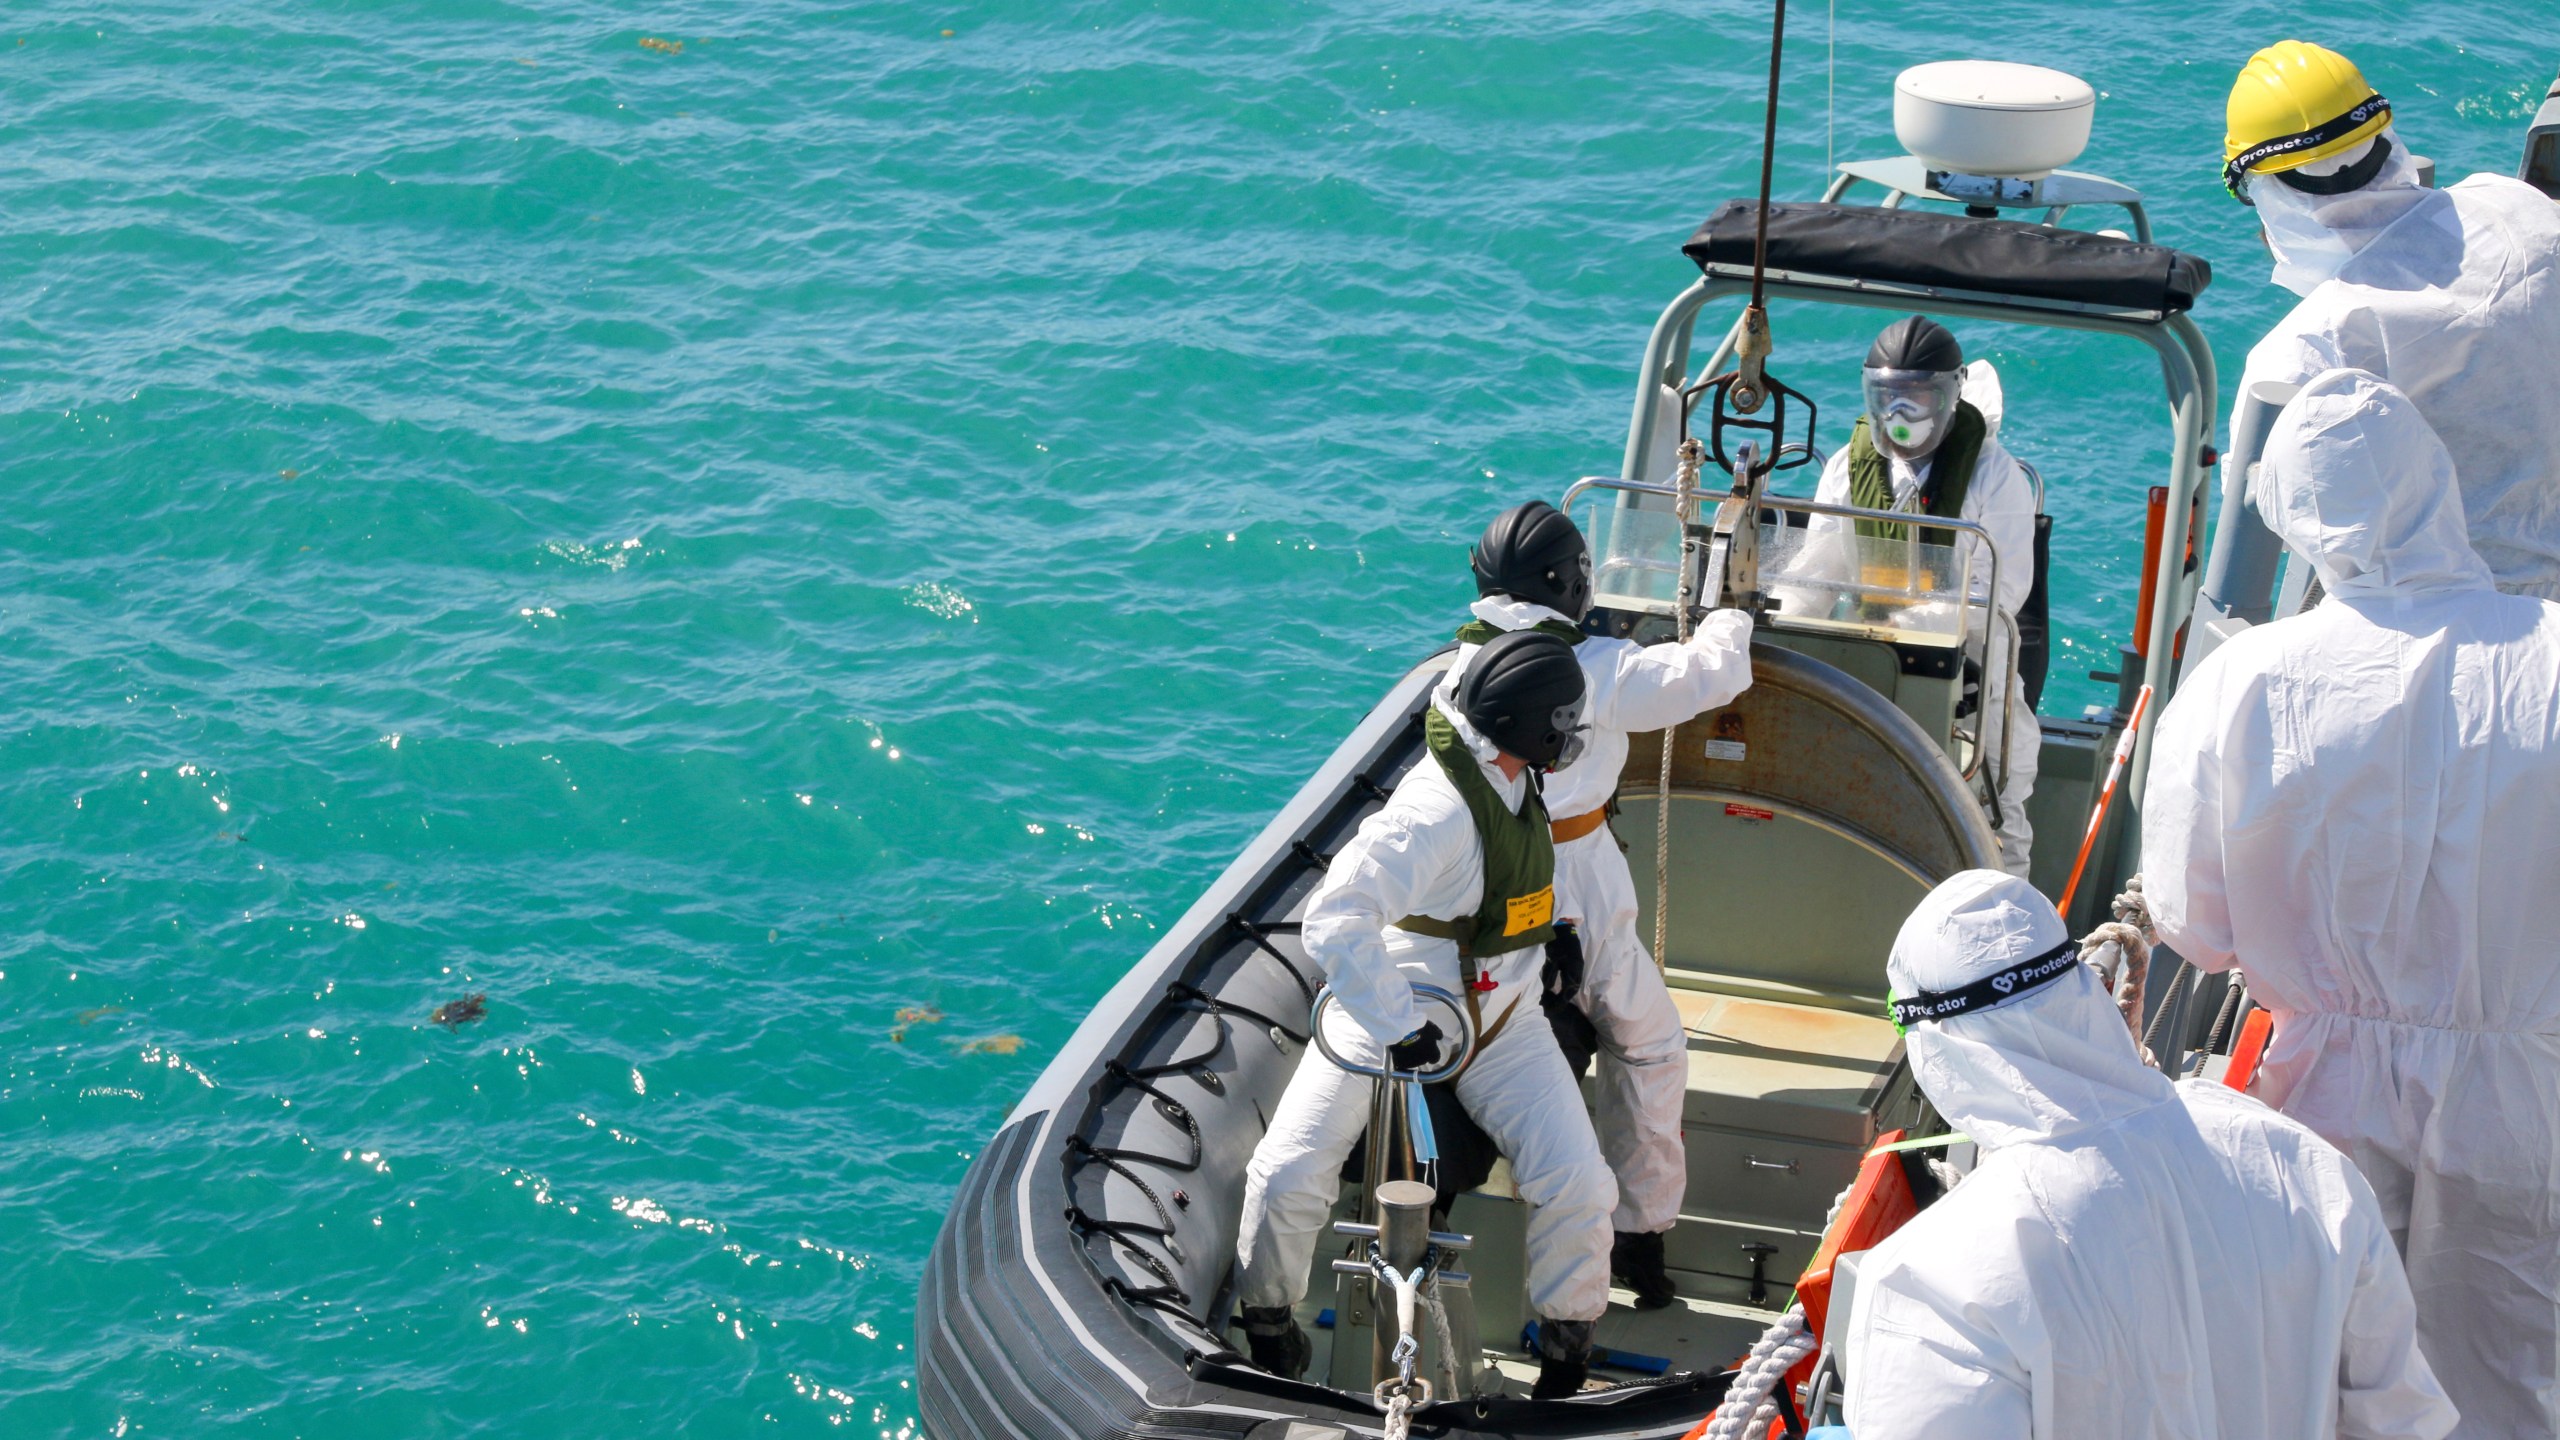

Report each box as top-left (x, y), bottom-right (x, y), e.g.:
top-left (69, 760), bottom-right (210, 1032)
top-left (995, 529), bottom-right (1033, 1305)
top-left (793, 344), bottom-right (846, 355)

top-left (1239, 1305), bottom-right (1310, 1380)
top-left (1610, 1230), bottom-right (1679, 1311)
top-left (1531, 1318), bottom-right (1594, 1399)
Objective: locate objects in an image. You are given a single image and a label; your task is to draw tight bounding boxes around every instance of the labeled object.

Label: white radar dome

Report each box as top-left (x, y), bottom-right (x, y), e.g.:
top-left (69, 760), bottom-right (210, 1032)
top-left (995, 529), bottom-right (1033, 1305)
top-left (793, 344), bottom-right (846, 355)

top-left (1894, 61), bottom-right (2096, 180)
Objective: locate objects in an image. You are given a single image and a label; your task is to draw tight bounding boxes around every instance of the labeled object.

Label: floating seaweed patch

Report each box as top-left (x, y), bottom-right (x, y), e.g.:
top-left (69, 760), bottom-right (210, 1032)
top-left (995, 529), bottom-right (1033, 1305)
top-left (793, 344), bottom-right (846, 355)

top-left (889, 1004), bottom-right (943, 1044)
top-left (639, 36), bottom-right (683, 54)
top-left (432, 993), bottom-right (488, 1029)
top-left (953, 1034), bottom-right (1024, 1057)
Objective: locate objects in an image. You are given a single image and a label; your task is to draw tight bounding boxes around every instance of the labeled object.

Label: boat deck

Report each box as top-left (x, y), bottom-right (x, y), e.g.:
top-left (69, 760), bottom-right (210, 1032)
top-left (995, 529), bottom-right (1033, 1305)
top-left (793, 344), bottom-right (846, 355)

top-left (1292, 1278), bottom-right (1775, 1399)
top-left (1287, 979), bottom-right (1920, 1397)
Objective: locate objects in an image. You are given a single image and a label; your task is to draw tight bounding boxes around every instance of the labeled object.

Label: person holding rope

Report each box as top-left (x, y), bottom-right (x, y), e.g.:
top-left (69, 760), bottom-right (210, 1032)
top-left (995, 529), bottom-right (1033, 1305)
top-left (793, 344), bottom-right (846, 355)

top-left (1232, 629), bottom-right (1618, 1399)
top-left (1842, 869), bottom-right (2452, 1440)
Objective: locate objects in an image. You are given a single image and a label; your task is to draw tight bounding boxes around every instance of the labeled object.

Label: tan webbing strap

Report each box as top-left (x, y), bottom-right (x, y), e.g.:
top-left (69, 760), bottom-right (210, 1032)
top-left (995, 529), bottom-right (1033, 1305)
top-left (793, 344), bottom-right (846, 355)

top-left (1392, 914), bottom-right (1474, 952)
top-left (1549, 807), bottom-right (1610, 845)
top-left (1458, 987), bottom-right (1526, 1079)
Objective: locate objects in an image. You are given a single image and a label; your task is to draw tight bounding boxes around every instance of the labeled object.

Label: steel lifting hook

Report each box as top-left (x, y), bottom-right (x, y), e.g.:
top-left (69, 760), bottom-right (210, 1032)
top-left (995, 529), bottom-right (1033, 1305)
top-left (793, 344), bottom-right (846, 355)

top-left (1730, 304), bottom-right (1774, 415)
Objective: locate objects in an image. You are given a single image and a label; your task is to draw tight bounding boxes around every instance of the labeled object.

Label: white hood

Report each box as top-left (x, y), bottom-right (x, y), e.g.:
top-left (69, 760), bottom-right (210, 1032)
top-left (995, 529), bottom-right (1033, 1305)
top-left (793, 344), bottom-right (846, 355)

top-left (1887, 869), bottom-right (2172, 1151)
top-left (1468, 595), bottom-right (1575, 632)
top-left (2252, 130), bottom-right (2434, 295)
top-left (2261, 367), bottom-right (2493, 600)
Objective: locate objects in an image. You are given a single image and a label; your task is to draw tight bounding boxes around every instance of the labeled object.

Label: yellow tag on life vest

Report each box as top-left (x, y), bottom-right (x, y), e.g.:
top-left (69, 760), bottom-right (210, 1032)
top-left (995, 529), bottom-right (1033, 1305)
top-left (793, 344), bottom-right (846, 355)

top-left (1504, 885), bottom-right (1554, 937)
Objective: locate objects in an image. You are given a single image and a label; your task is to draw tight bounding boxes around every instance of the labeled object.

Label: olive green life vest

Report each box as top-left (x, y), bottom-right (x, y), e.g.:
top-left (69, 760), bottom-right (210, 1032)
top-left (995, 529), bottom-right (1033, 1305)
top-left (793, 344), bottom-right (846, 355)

top-left (1392, 708), bottom-right (1557, 958)
top-left (1848, 400), bottom-right (1987, 546)
top-left (1453, 617), bottom-right (1584, 647)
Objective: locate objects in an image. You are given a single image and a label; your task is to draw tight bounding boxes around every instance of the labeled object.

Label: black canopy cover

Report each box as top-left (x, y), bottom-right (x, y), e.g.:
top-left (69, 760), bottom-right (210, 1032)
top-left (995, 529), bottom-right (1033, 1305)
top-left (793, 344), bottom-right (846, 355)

top-left (1683, 201), bottom-right (2214, 315)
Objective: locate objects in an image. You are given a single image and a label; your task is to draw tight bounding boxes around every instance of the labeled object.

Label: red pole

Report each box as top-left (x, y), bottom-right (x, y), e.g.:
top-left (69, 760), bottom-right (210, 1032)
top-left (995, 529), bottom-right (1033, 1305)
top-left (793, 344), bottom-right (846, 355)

top-left (2059, 684), bottom-right (2153, 918)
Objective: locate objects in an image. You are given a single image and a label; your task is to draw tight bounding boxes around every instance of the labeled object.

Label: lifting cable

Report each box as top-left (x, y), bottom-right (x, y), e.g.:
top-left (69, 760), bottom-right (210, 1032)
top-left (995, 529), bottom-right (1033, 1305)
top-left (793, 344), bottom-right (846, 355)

top-left (1657, 0), bottom-right (1793, 971)
top-left (1733, 0), bottom-right (1790, 413)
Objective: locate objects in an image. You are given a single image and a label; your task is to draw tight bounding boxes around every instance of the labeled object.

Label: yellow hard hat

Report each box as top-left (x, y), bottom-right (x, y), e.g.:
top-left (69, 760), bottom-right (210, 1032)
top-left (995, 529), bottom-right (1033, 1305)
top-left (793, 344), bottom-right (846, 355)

top-left (2223, 41), bottom-right (2391, 201)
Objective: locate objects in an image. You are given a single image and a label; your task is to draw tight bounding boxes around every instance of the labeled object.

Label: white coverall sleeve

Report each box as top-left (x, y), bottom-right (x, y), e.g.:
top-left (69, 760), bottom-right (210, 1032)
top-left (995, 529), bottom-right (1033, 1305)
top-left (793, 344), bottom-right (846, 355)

top-left (2337, 1181), bottom-right (2462, 1439)
top-left (1587, 611), bottom-right (1755, 734)
top-left (1844, 1258), bottom-right (2036, 1440)
top-left (1970, 444), bottom-right (2038, 623)
top-left (2135, 658), bottom-right (2241, 975)
top-left (1299, 809), bottom-right (1451, 1046)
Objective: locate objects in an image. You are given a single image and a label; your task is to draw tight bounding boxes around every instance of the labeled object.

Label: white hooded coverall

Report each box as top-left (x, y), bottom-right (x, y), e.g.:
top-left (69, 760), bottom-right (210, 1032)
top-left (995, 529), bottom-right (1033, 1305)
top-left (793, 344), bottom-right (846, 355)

top-left (1846, 869), bottom-right (2455, 1440)
top-left (1798, 429), bottom-right (2042, 876)
top-left (2240, 132), bottom-right (2560, 599)
top-left (1448, 597), bottom-right (1755, 1234)
top-left (2144, 368), bottom-right (2560, 1437)
top-left (1234, 699), bottom-right (1617, 1323)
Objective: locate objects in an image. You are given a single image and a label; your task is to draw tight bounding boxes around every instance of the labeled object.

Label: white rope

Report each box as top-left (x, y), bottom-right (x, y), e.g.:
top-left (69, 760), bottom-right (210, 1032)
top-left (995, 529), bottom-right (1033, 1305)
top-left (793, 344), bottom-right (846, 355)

top-left (1381, 1263), bottom-right (1422, 1361)
top-left (1381, 1388), bottom-right (1412, 1440)
top-left (2112, 876), bottom-right (2155, 942)
top-left (1655, 437), bottom-right (1705, 972)
top-left (1370, 1257), bottom-right (1432, 1435)
top-left (2081, 875), bottom-right (2157, 1056)
top-left (1426, 1279), bottom-right (1461, 1399)
top-left (1694, 1170), bottom-right (1863, 1436)
top-left (1713, 1148), bottom-right (1994, 1426)
top-left (1700, 1304), bottom-right (1820, 1440)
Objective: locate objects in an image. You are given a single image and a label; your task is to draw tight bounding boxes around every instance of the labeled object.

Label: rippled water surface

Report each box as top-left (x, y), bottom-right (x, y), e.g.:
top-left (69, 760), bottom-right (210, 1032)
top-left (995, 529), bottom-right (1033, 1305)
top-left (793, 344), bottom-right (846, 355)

top-left (2, 2), bottom-right (2547, 1433)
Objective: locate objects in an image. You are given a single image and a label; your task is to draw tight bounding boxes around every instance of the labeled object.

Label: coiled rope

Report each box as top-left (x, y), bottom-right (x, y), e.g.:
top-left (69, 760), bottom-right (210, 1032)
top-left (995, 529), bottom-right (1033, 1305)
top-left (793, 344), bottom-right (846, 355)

top-left (1702, 1305), bottom-right (1819, 1439)
top-left (2077, 876), bottom-right (2154, 1047)
top-left (1700, 1167), bottom-right (1857, 1438)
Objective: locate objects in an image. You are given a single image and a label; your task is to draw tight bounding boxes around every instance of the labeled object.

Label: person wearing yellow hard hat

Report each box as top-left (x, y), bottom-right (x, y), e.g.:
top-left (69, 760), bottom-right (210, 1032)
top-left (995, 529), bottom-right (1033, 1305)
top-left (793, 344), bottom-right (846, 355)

top-left (2226, 40), bottom-right (2560, 601)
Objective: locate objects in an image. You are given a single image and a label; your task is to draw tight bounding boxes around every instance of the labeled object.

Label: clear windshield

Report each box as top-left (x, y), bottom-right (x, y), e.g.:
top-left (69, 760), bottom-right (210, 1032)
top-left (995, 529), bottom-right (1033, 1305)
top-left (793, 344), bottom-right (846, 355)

top-left (1581, 499), bottom-right (1685, 613)
top-left (1762, 516), bottom-right (1972, 648)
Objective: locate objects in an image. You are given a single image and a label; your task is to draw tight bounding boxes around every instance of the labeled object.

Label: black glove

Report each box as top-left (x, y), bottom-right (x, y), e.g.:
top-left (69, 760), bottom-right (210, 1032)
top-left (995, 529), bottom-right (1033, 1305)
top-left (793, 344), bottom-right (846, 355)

top-left (1389, 1021), bottom-right (1444, 1073)
top-left (1544, 921), bottom-right (1587, 1000)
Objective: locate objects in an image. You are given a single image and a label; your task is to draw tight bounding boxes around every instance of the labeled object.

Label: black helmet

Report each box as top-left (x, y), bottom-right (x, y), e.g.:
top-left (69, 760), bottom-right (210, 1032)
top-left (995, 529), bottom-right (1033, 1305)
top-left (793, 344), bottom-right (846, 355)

top-left (1453, 630), bottom-right (1587, 770)
top-left (1469, 501), bottom-right (1593, 622)
top-left (1865, 315), bottom-right (1963, 374)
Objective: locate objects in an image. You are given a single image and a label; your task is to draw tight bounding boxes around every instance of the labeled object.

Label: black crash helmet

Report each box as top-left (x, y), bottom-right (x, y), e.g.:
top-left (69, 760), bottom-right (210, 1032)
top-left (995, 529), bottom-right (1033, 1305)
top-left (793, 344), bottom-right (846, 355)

top-left (1453, 629), bottom-right (1587, 770)
top-left (1469, 500), bottom-right (1593, 622)
top-left (1866, 314), bottom-right (1963, 372)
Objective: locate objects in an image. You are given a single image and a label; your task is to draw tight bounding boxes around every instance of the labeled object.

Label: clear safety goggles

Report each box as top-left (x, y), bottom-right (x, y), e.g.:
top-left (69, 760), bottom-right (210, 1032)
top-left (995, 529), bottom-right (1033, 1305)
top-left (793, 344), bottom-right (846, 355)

top-left (1862, 367), bottom-right (1960, 460)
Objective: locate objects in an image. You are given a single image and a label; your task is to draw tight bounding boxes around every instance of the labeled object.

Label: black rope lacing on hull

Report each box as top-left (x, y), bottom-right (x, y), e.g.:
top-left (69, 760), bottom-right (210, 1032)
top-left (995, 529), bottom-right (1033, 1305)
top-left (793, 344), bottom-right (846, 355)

top-left (1060, 743), bottom-right (1412, 1331)
top-left (1164, 982), bottom-right (1308, 1049)
top-left (1228, 916), bottom-right (1316, 1005)
top-left (1062, 1136), bottom-right (1195, 1317)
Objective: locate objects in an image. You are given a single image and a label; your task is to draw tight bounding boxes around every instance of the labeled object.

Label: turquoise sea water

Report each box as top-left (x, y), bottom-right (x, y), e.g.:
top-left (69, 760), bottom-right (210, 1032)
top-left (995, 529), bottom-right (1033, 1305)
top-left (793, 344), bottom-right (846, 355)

top-left (2, 3), bottom-right (2547, 1434)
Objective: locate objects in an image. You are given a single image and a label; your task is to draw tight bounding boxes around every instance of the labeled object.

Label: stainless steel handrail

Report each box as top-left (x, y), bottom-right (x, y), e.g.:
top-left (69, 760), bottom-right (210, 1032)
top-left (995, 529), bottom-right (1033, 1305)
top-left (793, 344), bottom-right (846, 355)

top-left (1615, 274), bottom-right (2217, 825)
top-left (1309, 983), bottom-right (1476, 1084)
top-left (1559, 475), bottom-right (2013, 787)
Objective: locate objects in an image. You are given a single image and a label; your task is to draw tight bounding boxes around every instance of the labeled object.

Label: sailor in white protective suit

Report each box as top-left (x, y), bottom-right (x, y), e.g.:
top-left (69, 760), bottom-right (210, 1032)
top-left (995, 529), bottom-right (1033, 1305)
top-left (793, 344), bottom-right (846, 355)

top-left (1844, 869), bottom-right (2456, 1440)
top-left (2142, 367), bottom-right (2560, 1437)
top-left (2224, 40), bottom-right (2560, 598)
top-left (1452, 500), bottom-right (1754, 1308)
top-left (1234, 629), bottom-right (1618, 1399)
top-left (1790, 316), bottom-right (2042, 877)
